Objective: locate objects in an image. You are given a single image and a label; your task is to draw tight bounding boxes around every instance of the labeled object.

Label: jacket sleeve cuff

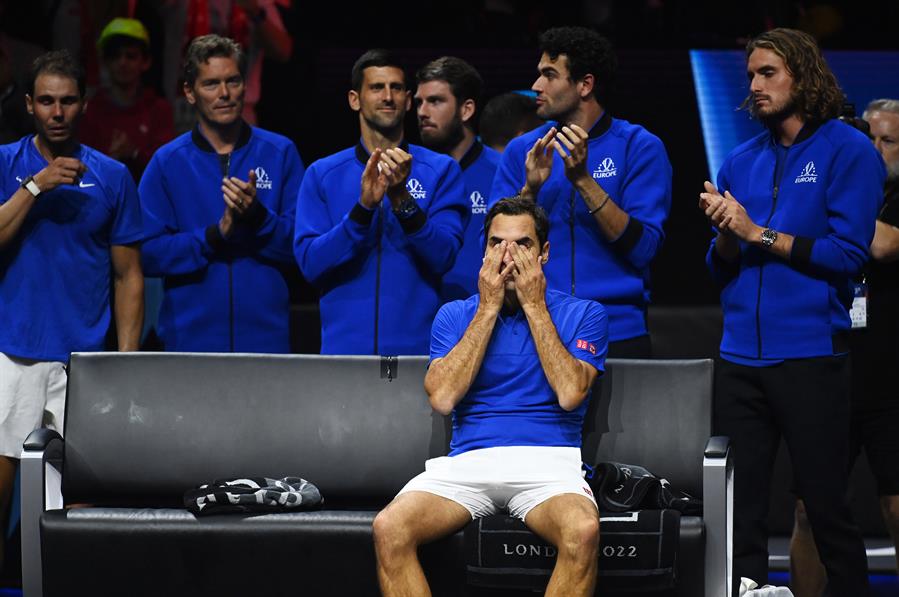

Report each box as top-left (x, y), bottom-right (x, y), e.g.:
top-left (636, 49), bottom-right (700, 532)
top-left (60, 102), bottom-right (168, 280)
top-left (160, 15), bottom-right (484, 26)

top-left (349, 202), bottom-right (375, 226)
top-left (239, 199), bottom-right (267, 229)
top-left (790, 235), bottom-right (815, 269)
top-left (397, 207), bottom-right (427, 235)
top-left (609, 216), bottom-right (643, 255)
top-left (710, 243), bottom-right (740, 277)
top-left (205, 224), bottom-right (228, 253)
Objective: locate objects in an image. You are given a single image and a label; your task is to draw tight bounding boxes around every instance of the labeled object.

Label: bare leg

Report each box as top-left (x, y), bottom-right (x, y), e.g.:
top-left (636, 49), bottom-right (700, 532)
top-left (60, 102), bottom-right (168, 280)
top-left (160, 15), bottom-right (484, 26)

top-left (0, 456), bottom-right (16, 571)
top-left (789, 499), bottom-right (826, 597)
top-left (524, 493), bottom-right (599, 597)
top-left (373, 491), bottom-right (471, 597)
top-left (880, 495), bottom-right (899, 574)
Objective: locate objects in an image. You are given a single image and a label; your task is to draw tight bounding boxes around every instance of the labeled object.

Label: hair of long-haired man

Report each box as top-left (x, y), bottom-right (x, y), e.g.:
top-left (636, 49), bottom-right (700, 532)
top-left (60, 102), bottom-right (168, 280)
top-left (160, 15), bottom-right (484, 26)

top-left (741, 28), bottom-right (845, 122)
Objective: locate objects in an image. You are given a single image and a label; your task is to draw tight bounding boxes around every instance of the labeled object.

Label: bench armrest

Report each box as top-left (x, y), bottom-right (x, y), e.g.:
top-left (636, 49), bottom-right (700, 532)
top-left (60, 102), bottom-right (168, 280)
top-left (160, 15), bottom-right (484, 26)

top-left (703, 435), bottom-right (733, 597)
top-left (20, 428), bottom-right (65, 597)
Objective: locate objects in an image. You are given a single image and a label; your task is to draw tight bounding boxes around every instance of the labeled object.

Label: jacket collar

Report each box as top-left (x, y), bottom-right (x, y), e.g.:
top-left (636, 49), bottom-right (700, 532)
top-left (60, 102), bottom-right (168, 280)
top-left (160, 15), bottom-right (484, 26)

top-left (459, 139), bottom-right (484, 171)
top-left (770, 119), bottom-right (824, 148)
top-left (191, 121), bottom-right (252, 153)
top-left (354, 138), bottom-right (410, 164)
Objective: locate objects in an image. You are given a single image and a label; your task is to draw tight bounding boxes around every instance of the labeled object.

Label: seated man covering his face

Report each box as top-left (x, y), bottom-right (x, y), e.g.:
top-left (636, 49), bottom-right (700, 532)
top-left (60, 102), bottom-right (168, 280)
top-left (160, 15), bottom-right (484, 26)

top-left (373, 196), bottom-right (608, 597)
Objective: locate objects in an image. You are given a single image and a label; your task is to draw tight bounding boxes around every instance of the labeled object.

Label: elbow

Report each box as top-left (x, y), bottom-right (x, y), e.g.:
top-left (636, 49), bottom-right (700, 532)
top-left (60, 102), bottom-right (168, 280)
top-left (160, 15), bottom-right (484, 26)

top-left (426, 389), bottom-right (456, 416)
top-left (557, 387), bottom-right (589, 412)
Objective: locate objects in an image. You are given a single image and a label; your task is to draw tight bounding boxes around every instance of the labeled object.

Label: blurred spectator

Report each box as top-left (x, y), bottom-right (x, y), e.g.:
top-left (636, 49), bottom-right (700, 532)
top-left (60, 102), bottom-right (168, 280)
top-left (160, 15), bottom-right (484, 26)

top-left (415, 56), bottom-right (500, 301)
top-left (479, 91), bottom-right (542, 153)
top-left (81, 18), bottom-right (174, 181)
top-left (790, 98), bottom-right (899, 595)
top-left (0, 2), bottom-right (43, 144)
top-left (159, 0), bottom-right (293, 130)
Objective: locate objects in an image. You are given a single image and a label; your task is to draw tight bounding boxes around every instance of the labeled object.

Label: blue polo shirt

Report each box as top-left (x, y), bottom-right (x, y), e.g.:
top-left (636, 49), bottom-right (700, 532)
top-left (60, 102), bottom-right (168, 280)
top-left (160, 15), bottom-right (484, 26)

top-left (431, 289), bottom-right (608, 456)
top-left (0, 136), bottom-right (143, 362)
top-left (440, 141), bottom-right (500, 302)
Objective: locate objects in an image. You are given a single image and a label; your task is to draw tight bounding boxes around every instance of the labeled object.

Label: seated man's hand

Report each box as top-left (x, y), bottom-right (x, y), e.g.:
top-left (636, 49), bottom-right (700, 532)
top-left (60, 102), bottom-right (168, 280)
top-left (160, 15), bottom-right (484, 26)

top-left (509, 241), bottom-right (547, 312)
top-left (478, 241), bottom-right (513, 313)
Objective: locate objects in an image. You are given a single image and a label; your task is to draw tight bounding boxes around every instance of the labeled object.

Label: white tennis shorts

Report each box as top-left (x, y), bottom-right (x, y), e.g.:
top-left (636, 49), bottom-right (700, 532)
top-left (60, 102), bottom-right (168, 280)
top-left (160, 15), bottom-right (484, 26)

top-left (0, 352), bottom-right (66, 458)
top-left (398, 445), bottom-right (597, 521)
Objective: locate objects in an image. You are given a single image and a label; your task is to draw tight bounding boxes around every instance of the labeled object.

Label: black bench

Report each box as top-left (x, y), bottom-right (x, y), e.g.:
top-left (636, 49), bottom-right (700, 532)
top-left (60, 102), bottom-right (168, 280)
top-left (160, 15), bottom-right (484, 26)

top-left (21, 353), bottom-right (731, 596)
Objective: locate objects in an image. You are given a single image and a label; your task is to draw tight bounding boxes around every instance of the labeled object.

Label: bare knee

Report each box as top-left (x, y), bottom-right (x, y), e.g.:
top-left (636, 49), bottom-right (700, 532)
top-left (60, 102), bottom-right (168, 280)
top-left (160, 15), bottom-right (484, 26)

top-left (558, 513), bottom-right (600, 563)
top-left (794, 499), bottom-right (813, 533)
top-left (373, 505), bottom-right (417, 561)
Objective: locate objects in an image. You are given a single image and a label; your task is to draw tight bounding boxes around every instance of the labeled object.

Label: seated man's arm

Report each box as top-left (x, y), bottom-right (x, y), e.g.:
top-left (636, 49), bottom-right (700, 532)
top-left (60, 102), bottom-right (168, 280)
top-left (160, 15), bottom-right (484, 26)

top-left (425, 242), bottom-right (511, 415)
top-left (509, 242), bottom-right (604, 411)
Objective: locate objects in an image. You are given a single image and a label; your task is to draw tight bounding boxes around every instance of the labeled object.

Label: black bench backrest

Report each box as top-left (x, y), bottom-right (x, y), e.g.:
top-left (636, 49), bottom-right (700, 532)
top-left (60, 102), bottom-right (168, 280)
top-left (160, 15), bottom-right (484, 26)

top-left (585, 358), bottom-right (713, 498)
top-left (62, 354), bottom-right (712, 506)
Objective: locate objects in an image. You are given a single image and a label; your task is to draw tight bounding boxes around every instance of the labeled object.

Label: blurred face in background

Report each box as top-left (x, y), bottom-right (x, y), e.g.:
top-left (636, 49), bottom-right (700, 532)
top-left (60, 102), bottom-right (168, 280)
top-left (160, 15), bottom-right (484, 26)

top-left (866, 110), bottom-right (899, 180)
top-left (104, 40), bottom-right (150, 90)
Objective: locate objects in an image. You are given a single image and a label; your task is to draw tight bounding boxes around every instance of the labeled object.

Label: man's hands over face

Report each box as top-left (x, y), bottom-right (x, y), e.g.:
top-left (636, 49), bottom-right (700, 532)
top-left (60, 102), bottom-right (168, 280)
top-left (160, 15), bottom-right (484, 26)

top-left (478, 240), bottom-right (514, 313)
top-left (508, 241), bottom-right (547, 311)
top-left (478, 240), bottom-right (547, 313)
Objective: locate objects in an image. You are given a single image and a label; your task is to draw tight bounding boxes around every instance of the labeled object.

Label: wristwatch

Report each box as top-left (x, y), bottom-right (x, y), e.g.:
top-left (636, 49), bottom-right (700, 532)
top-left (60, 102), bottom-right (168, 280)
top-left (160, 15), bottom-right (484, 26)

top-left (20, 175), bottom-right (41, 198)
top-left (392, 196), bottom-right (419, 219)
top-left (760, 228), bottom-right (778, 248)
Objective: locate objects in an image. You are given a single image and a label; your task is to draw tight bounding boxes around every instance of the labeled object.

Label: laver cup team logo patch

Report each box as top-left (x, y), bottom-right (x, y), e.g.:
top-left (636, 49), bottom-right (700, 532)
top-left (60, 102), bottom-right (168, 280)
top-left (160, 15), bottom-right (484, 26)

top-left (794, 161), bottom-right (817, 184)
top-left (593, 157), bottom-right (617, 179)
top-left (255, 167), bottom-right (273, 190)
top-left (470, 191), bottom-right (487, 214)
top-left (576, 339), bottom-right (597, 354)
top-left (407, 178), bottom-right (427, 199)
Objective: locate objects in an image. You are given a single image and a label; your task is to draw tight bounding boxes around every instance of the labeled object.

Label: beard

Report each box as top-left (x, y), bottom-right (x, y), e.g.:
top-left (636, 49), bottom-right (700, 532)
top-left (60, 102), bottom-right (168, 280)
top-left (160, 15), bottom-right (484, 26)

top-left (420, 117), bottom-right (465, 153)
top-left (885, 159), bottom-right (899, 182)
top-left (750, 93), bottom-right (798, 126)
top-left (362, 107), bottom-right (405, 137)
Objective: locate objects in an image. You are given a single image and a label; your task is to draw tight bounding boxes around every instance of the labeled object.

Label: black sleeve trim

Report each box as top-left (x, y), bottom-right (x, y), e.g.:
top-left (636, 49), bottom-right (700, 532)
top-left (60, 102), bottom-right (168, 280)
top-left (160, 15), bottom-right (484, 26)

top-left (790, 235), bottom-right (815, 269)
top-left (711, 243), bottom-right (740, 277)
top-left (609, 217), bottom-right (643, 255)
top-left (205, 224), bottom-right (228, 253)
top-left (349, 202), bottom-right (375, 226)
top-left (398, 207), bottom-right (427, 235)
top-left (239, 199), bottom-right (266, 229)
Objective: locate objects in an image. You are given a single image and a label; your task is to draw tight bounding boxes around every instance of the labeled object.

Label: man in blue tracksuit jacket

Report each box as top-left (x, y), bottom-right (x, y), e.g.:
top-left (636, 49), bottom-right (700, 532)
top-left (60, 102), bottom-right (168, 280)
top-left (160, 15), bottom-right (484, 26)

top-left (414, 56), bottom-right (500, 302)
top-left (294, 49), bottom-right (467, 355)
top-left (140, 35), bottom-right (304, 353)
top-left (700, 29), bottom-right (884, 596)
top-left (491, 27), bottom-right (671, 357)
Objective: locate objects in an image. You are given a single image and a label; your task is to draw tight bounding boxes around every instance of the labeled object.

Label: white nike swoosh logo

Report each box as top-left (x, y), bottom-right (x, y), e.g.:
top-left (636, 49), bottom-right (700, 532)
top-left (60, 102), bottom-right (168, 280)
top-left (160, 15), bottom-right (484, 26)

top-left (79, 182), bottom-right (95, 188)
top-left (15, 176), bottom-right (22, 183)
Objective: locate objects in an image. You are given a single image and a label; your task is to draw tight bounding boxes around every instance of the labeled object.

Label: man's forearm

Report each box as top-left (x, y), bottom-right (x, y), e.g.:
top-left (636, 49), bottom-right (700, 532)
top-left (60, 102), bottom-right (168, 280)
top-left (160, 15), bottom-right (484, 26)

top-left (114, 269), bottom-right (144, 351)
top-left (523, 303), bottom-right (593, 411)
top-left (425, 304), bottom-right (498, 415)
top-left (573, 175), bottom-right (629, 241)
top-left (0, 188), bottom-right (38, 249)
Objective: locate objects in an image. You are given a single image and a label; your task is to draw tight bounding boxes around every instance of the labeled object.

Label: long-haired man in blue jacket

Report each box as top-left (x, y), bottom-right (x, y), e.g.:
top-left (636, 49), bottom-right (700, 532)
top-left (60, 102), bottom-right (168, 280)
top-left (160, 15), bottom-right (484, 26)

top-left (700, 28), bottom-right (885, 596)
